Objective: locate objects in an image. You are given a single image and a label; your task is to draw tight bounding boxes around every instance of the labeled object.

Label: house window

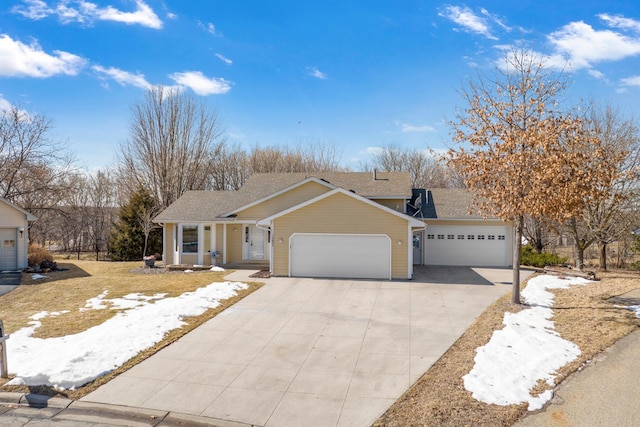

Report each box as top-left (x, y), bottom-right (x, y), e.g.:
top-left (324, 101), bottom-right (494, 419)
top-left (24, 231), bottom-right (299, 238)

top-left (427, 234), bottom-right (435, 239)
top-left (468, 235), bottom-right (475, 240)
top-left (437, 234), bottom-right (445, 240)
top-left (182, 226), bottom-right (198, 253)
top-left (478, 235), bottom-right (485, 240)
top-left (498, 235), bottom-right (506, 240)
top-left (457, 235), bottom-right (465, 240)
top-left (488, 235), bottom-right (495, 240)
top-left (447, 235), bottom-right (454, 240)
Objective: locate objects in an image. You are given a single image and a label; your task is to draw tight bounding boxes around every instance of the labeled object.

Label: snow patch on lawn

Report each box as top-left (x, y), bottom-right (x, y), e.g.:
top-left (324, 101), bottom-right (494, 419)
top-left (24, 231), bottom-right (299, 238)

top-left (6, 281), bottom-right (248, 390)
top-left (463, 274), bottom-right (591, 411)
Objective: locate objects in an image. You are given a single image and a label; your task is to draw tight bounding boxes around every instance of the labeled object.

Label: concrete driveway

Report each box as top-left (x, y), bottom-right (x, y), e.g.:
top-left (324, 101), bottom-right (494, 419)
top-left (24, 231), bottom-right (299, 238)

top-left (83, 266), bottom-right (531, 427)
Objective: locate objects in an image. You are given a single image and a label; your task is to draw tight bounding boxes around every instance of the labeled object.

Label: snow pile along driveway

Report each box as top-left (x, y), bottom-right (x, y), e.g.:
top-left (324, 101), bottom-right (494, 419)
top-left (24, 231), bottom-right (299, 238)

top-left (463, 274), bottom-right (591, 411)
top-left (7, 281), bottom-right (248, 390)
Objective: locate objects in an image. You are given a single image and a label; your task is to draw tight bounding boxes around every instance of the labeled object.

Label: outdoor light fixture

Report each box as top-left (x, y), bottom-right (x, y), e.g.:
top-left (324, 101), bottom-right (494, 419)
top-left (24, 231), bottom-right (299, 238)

top-left (397, 240), bottom-right (402, 245)
top-left (19, 227), bottom-right (24, 238)
top-left (278, 238), bottom-right (283, 244)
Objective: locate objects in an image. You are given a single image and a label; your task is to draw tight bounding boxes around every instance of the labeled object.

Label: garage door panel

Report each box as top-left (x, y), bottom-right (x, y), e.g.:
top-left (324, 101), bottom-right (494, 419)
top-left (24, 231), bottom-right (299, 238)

top-left (290, 234), bottom-right (391, 279)
top-left (425, 226), bottom-right (510, 267)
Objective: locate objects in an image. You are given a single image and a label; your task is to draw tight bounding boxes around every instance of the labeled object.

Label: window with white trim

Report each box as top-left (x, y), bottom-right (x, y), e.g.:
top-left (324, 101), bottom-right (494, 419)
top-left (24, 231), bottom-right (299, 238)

top-left (498, 235), bottom-right (506, 240)
top-left (478, 235), bottom-right (485, 240)
top-left (447, 234), bottom-right (454, 239)
top-left (468, 235), bottom-right (475, 240)
top-left (457, 235), bottom-right (465, 240)
top-left (488, 235), bottom-right (495, 240)
top-left (427, 234), bottom-right (435, 239)
top-left (437, 234), bottom-right (445, 239)
top-left (182, 226), bottom-right (198, 253)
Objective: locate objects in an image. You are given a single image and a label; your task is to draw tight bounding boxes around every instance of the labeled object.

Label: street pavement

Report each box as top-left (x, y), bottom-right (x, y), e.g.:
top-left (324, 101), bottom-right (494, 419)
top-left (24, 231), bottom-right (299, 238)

top-left (516, 327), bottom-right (640, 427)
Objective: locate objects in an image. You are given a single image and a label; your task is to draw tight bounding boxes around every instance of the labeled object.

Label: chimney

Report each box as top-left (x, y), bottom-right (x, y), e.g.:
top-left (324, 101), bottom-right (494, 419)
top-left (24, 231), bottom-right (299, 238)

top-left (373, 168), bottom-right (377, 180)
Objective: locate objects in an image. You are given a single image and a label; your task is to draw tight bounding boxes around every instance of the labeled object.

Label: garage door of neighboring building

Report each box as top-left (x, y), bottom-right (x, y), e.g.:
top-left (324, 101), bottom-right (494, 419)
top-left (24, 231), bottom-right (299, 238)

top-left (289, 233), bottom-right (391, 279)
top-left (424, 225), bottom-right (510, 267)
top-left (0, 228), bottom-right (17, 271)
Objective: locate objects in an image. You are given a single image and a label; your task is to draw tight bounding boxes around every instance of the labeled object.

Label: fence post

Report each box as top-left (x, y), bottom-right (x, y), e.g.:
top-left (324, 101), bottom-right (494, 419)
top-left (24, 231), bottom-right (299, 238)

top-left (0, 320), bottom-right (8, 378)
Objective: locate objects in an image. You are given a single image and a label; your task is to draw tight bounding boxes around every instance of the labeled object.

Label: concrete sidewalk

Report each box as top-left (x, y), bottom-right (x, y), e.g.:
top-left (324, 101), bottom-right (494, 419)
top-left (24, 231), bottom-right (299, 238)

top-left (78, 267), bottom-right (520, 427)
top-left (516, 327), bottom-right (640, 427)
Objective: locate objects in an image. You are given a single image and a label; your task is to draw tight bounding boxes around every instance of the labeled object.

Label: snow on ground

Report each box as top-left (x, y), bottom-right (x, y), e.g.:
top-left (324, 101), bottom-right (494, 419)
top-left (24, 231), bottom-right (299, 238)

top-left (6, 281), bottom-right (248, 390)
top-left (463, 274), bottom-right (592, 411)
top-left (628, 305), bottom-right (640, 318)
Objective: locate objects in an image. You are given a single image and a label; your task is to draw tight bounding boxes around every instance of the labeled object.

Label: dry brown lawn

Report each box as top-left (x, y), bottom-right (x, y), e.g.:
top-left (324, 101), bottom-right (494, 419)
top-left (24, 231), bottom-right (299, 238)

top-left (374, 270), bottom-right (640, 427)
top-left (0, 260), bottom-right (262, 399)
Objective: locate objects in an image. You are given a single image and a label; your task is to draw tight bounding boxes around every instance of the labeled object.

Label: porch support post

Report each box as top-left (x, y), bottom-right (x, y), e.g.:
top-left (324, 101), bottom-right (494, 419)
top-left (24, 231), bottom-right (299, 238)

top-left (223, 224), bottom-right (227, 265)
top-left (407, 226), bottom-right (413, 279)
top-left (177, 223), bottom-right (183, 265)
top-left (197, 223), bottom-right (204, 265)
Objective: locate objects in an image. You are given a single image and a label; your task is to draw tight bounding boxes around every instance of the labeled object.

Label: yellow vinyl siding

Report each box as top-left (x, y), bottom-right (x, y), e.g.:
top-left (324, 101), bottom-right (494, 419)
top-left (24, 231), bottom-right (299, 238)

top-left (370, 198), bottom-right (406, 212)
top-left (181, 254), bottom-right (198, 265)
top-left (272, 192), bottom-right (410, 279)
top-left (226, 225), bottom-right (243, 263)
top-left (216, 224), bottom-right (224, 260)
top-left (164, 223), bottom-right (175, 265)
top-left (236, 181), bottom-right (331, 220)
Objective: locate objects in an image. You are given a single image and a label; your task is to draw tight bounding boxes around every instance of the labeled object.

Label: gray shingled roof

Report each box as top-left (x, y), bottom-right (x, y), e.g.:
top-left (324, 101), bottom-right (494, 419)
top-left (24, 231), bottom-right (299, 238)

top-left (239, 172), bottom-right (411, 199)
top-left (427, 188), bottom-right (486, 219)
top-left (154, 172), bottom-right (411, 223)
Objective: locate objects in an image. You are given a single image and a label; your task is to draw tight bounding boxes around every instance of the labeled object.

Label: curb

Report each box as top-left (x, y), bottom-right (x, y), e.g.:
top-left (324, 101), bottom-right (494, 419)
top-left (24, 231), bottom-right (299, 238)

top-left (0, 392), bottom-right (253, 426)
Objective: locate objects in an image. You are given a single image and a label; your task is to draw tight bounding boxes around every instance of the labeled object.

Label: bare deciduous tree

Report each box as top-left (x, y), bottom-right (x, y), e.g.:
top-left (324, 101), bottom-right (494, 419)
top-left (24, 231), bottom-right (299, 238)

top-left (0, 105), bottom-right (77, 224)
top-left (362, 143), bottom-right (457, 188)
top-left (447, 46), bottom-right (616, 304)
top-left (118, 86), bottom-right (226, 208)
top-left (577, 103), bottom-right (640, 270)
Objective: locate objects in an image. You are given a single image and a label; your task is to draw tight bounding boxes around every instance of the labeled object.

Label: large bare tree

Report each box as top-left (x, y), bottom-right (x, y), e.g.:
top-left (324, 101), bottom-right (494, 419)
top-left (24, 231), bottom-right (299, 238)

top-left (0, 105), bottom-right (76, 207)
top-left (447, 46), bottom-right (615, 304)
top-left (362, 143), bottom-right (458, 188)
top-left (575, 103), bottom-right (640, 270)
top-left (118, 86), bottom-right (226, 208)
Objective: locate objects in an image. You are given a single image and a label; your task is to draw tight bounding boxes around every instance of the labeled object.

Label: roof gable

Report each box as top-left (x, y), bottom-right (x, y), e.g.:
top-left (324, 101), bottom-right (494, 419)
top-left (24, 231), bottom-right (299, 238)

top-left (222, 177), bottom-right (335, 217)
top-left (0, 198), bottom-right (37, 221)
top-left (257, 187), bottom-right (425, 227)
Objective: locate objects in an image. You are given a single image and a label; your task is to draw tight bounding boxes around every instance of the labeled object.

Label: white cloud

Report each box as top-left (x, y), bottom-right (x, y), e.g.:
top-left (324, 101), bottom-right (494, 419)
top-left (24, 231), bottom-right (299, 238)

top-left (588, 69), bottom-right (605, 79)
top-left (92, 65), bottom-right (152, 90)
top-left (198, 21), bottom-right (216, 34)
top-left (11, 0), bottom-right (51, 19)
top-left (439, 5), bottom-right (497, 40)
top-left (546, 17), bottom-right (640, 71)
top-left (169, 71), bottom-right (232, 95)
top-left (0, 34), bottom-right (85, 77)
top-left (598, 14), bottom-right (640, 33)
top-left (620, 75), bottom-right (640, 86)
top-left (215, 53), bottom-right (232, 65)
top-left (12, 0), bottom-right (162, 29)
top-left (395, 121), bottom-right (435, 133)
top-left (307, 66), bottom-right (328, 79)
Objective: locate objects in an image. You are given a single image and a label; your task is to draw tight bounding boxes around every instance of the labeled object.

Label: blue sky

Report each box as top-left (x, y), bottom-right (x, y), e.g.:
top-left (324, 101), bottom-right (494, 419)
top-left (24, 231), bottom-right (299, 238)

top-left (3, 0), bottom-right (640, 170)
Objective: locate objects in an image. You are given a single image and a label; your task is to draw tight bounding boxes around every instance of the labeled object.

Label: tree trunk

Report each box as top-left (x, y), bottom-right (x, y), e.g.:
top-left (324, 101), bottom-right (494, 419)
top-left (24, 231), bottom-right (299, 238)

top-left (598, 241), bottom-right (607, 271)
top-left (512, 216), bottom-right (523, 305)
top-left (575, 240), bottom-right (585, 270)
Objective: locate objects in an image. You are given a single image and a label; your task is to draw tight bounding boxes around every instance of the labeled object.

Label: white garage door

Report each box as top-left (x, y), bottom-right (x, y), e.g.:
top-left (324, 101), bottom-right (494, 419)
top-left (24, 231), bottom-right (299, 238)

top-left (424, 225), bottom-right (510, 267)
top-left (290, 233), bottom-right (391, 279)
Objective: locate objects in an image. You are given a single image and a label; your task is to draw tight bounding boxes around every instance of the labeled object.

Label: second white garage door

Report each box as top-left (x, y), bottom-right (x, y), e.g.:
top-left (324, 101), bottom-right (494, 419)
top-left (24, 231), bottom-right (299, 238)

top-left (424, 225), bottom-right (511, 267)
top-left (289, 233), bottom-right (391, 279)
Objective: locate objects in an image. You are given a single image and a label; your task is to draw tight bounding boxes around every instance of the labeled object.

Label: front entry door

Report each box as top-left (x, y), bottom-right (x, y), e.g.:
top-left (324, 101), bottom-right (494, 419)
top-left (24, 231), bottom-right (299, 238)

top-left (250, 226), bottom-right (265, 260)
top-left (413, 231), bottom-right (422, 265)
top-left (244, 225), bottom-right (267, 260)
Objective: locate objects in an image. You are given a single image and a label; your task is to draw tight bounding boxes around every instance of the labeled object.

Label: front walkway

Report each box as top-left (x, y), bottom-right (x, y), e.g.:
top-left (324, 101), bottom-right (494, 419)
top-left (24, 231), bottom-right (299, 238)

top-left (82, 267), bottom-right (531, 427)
